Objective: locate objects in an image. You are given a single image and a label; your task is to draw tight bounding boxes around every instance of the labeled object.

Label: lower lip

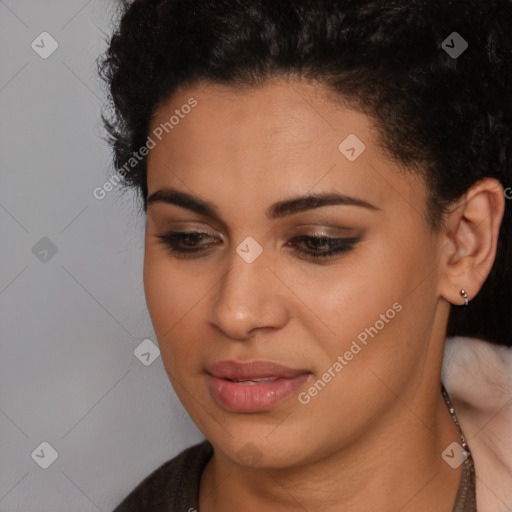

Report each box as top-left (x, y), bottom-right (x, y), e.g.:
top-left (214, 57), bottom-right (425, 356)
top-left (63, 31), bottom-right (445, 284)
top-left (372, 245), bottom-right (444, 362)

top-left (208, 374), bottom-right (310, 412)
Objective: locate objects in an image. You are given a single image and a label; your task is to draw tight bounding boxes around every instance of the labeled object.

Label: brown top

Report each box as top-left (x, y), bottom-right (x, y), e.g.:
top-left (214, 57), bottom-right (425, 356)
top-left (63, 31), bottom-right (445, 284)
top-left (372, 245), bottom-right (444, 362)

top-left (454, 454), bottom-right (477, 512)
top-left (112, 439), bottom-right (476, 511)
top-left (112, 440), bottom-right (212, 512)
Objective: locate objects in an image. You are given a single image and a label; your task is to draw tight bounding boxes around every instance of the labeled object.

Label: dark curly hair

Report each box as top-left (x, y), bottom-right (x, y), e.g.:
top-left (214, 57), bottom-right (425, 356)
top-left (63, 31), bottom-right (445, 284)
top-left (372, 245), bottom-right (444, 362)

top-left (97, 0), bottom-right (512, 346)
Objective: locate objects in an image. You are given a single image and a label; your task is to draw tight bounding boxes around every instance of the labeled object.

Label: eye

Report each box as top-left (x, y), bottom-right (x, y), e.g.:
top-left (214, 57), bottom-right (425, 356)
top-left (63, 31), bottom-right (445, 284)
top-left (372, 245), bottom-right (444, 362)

top-left (286, 234), bottom-right (360, 262)
top-left (155, 231), bottom-right (360, 262)
top-left (156, 231), bottom-right (219, 258)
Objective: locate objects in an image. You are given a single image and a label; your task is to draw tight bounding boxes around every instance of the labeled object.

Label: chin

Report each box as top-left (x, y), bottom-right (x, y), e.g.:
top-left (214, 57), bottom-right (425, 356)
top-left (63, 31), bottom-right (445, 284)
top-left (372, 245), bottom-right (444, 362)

top-left (204, 419), bottom-right (315, 470)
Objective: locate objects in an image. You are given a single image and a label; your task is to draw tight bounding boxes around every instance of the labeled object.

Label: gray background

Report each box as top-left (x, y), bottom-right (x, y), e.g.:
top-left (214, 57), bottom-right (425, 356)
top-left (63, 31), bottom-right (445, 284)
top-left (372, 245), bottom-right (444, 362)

top-left (0, 1), bottom-right (204, 510)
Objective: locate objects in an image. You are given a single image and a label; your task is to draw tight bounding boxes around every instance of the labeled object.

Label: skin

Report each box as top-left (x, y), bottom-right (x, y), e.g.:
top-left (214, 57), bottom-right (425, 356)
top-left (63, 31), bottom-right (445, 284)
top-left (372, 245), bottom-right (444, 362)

top-left (143, 78), bottom-right (505, 511)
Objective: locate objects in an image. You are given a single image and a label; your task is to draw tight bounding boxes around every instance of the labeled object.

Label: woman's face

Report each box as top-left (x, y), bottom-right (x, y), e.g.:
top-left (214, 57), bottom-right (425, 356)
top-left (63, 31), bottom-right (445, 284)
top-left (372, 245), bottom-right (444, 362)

top-left (144, 79), bottom-right (447, 468)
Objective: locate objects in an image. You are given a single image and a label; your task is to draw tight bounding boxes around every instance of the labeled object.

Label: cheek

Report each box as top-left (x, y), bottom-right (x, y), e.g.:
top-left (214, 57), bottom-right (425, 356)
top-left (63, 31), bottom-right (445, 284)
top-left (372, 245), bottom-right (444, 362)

top-left (143, 250), bottom-right (187, 337)
top-left (289, 245), bottom-right (405, 336)
top-left (307, 233), bottom-right (436, 362)
top-left (142, 246), bottom-right (217, 370)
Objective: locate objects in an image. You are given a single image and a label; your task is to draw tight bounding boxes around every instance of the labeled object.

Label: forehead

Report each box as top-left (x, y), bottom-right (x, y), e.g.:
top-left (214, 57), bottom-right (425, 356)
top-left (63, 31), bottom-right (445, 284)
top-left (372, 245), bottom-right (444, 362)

top-left (149, 79), bottom-right (372, 158)
top-left (146, 79), bottom-right (427, 222)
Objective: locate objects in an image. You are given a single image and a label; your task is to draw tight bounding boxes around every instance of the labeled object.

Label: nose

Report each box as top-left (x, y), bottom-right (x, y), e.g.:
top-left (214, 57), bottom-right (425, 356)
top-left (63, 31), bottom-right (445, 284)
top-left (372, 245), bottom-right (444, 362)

top-left (208, 249), bottom-right (290, 340)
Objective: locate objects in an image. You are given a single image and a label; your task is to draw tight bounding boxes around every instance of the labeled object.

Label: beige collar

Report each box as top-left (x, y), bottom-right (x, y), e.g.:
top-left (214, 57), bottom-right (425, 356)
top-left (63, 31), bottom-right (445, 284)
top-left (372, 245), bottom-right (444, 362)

top-left (442, 336), bottom-right (512, 512)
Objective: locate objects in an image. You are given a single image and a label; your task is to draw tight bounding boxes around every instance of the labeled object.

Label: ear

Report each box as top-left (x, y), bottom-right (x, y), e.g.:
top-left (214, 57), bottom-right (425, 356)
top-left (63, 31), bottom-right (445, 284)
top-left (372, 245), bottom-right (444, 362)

top-left (439, 178), bottom-right (505, 306)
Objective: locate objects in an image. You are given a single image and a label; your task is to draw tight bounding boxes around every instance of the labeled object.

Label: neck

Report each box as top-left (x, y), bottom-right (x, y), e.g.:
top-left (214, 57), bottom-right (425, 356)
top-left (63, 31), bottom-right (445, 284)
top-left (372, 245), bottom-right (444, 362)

top-left (199, 387), bottom-right (463, 512)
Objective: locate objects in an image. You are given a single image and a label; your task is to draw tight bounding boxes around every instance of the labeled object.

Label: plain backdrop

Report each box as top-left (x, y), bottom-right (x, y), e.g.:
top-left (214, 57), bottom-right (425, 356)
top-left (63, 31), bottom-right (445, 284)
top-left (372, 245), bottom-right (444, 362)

top-left (0, 1), bottom-right (204, 510)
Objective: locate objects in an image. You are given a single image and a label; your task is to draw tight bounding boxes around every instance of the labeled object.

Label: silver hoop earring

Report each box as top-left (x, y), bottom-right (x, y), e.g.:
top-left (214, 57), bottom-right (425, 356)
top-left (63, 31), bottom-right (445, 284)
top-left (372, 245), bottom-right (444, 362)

top-left (460, 289), bottom-right (469, 307)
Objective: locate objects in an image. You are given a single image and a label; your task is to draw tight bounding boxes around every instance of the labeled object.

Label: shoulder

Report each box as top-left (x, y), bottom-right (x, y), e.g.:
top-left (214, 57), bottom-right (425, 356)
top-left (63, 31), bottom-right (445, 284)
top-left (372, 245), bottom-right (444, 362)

top-left (112, 439), bottom-right (213, 512)
top-left (442, 336), bottom-right (512, 512)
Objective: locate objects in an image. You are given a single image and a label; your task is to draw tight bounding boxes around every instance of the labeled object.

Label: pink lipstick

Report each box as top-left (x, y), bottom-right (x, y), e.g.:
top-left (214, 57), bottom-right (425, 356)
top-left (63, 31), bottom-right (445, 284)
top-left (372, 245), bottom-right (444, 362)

top-left (207, 360), bottom-right (310, 412)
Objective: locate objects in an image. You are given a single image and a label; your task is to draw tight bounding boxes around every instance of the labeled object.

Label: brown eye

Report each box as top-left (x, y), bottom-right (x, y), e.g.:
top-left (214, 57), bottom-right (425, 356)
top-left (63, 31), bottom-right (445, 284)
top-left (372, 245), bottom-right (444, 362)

top-left (155, 231), bottom-right (360, 263)
top-left (287, 235), bottom-right (360, 262)
top-left (156, 231), bottom-right (219, 257)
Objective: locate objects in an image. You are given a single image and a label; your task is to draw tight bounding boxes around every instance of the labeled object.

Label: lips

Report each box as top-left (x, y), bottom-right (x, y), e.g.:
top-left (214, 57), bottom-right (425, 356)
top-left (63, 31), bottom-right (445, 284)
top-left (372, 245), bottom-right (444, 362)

top-left (207, 359), bottom-right (308, 379)
top-left (207, 360), bottom-right (311, 412)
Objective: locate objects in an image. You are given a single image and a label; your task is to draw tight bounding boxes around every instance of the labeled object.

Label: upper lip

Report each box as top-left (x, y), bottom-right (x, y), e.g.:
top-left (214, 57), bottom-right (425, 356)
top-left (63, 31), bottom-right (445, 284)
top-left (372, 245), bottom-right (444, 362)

top-left (207, 360), bottom-right (310, 380)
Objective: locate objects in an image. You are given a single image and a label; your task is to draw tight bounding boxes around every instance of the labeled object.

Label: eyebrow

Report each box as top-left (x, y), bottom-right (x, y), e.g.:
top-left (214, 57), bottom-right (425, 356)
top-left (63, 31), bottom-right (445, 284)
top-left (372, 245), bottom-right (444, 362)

top-left (147, 187), bottom-right (380, 220)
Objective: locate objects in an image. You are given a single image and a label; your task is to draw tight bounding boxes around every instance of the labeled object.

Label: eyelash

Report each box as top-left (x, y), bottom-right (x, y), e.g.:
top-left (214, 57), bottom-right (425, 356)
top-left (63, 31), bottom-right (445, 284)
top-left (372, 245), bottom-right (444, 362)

top-left (155, 231), bottom-right (360, 262)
